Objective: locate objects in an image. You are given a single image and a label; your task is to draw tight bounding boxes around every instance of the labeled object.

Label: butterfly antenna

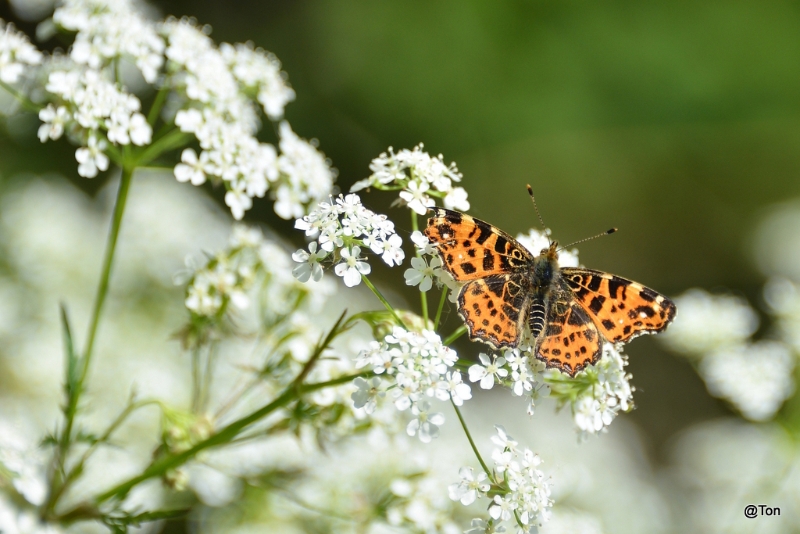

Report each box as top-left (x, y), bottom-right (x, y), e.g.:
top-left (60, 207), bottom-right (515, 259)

top-left (526, 184), bottom-right (549, 237)
top-left (558, 228), bottom-right (617, 252)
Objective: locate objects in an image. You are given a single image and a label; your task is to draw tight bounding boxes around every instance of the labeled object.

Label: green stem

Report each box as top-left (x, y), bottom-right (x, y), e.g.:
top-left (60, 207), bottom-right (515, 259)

top-left (361, 275), bottom-right (409, 330)
top-left (443, 325), bottom-right (467, 346)
top-left (147, 85), bottom-right (169, 126)
top-left (134, 129), bottom-right (191, 167)
top-left (92, 371), bottom-right (370, 504)
top-left (451, 400), bottom-right (492, 479)
top-left (0, 80), bottom-right (41, 112)
top-left (433, 288), bottom-right (448, 329)
top-left (191, 347), bottom-right (201, 413)
top-left (81, 167), bottom-right (134, 376)
top-left (60, 166), bottom-right (134, 462)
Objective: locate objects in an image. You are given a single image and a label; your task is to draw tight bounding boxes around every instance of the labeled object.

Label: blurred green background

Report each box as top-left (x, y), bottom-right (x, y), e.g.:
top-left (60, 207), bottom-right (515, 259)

top-left (4, 0), bottom-right (800, 463)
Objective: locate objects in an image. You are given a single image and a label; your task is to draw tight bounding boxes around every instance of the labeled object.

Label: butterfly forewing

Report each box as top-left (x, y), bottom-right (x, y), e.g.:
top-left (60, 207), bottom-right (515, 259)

top-left (534, 282), bottom-right (602, 376)
top-left (425, 208), bottom-right (532, 282)
top-left (561, 267), bottom-right (677, 343)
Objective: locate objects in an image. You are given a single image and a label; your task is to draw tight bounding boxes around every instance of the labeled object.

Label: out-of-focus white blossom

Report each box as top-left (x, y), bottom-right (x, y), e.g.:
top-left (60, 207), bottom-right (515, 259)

top-left (540, 510), bottom-right (604, 534)
top-left (407, 399), bottom-right (445, 443)
top-left (660, 289), bottom-right (758, 357)
top-left (351, 376), bottom-right (385, 414)
top-left (53, 0), bottom-right (164, 83)
top-left (764, 277), bottom-right (800, 352)
top-left (0, 19), bottom-right (42, 84)
top-left (700, 341), bottom-right (795, 421)
top-left (352, 144), bottom-right (470, 214)
top-left (220, 42), bottom-right (295, 119)
top-left (184, 224), bottom-right (312, 317)
top-left (515, 228), bottom-right (580, 267)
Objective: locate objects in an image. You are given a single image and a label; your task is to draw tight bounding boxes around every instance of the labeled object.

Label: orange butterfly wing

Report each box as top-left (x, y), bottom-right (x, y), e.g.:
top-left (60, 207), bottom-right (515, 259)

top-left (424, 208), bottom-right (532, 281)
top-left (534, 282), bottom-right (602, 376)
top-left (561, 268), bottom-right (677, 344)
top-left (425, 208), bottom-right (532, 348)
top-left (458, 274), bottom-right (529, 348)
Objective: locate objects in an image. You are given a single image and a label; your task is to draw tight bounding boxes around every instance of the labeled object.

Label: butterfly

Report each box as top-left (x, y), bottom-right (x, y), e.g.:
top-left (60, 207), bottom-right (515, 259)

top-left (424, 206), bottom-right (676, 376)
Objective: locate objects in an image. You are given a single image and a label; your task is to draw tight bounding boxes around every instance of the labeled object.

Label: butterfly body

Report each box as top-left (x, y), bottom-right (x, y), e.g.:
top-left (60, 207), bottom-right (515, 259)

top-left (425, 208), bottom-right (676, 377)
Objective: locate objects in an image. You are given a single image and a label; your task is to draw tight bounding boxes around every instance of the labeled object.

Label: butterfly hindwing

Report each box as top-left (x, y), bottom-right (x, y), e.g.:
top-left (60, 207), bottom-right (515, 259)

top-left (534, 282), bottom-right (602, 376)
top-left (458, 274), bottom-right (529, 348)
top-left (561, 267), bottom-right (677, 344)
top-left (425, 208), bottom-right (532, 281)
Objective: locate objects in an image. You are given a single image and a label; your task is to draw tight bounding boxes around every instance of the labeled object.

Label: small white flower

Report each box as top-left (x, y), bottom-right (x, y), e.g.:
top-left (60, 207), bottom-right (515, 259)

top-left (436, 371), bottom-right (472, 406)
top-left (489, 495), bottom-right (516, 521)
top-left (334, 246), bottom-right (371, 287)
top-left (444, 186), bottom-right (470, 211)
top-left (399, 181), bottom-right (435, 215)
top-left (351, 377), bottom-right (385, 414)
top-left (291, 242), bottom-right (327, 282)
top-left (37, 105), bottom-right (69, 142)
top-left (0, 21), bottom-right (43, 84)
top-left (406, 400), bottom-right (445, 443)
top-left (174, 148), bottom-right (211, 186)
top-left (225, 183), bottom-right (253, 221)
top-left (448, 466), bottom-right (489, 505)
top-left (404, 255), bottom-right (442, 292)
top-left (75, 136), bottom-right (109, 178)
top-left (468, 353), bottom-right (508, 389)
top-left (491, 425), bottom-right (518, 451)
top-left (410, 230), bottom-right (436, 255)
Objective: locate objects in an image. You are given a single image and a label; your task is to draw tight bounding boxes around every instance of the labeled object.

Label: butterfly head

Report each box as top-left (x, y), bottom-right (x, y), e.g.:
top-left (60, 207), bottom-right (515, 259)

top-left (541, 241), bottom-right (559, 260)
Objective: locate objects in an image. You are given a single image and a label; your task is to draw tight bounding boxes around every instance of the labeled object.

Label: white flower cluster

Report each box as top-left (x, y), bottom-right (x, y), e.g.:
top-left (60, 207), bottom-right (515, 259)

top-left (568, 345), bottom-right (633, 437)
top-left (660, 288), bottom-right (796, 422)
top-left (164, 19), bottom-right (334, 220)
top-left (39, 69), bottom-right (152, 177)
top-left (54, 0), bottom-right (164, 83)
top-left (351, 144), bottom-right (470, 214)
top-left (11, 1), bottom-right (333, 219)
top-left (452, 426), bottom-right (553, 533)
top-left (764, 277), bottom-right (800, 352)
top-left (220, 42), bottom-right (296, 120)
top-left (0, 19), bottom-right (42, 84)
top-left (386, 475), bottom-right (462, 534)
top-left (184, 224), bottom-right (309, 317)
top-left (353, 327), bottom-right (470, 442)
top-left (468, 348), bottom-right (549, 415)
top-left (660, 288), bottom-right (758, 356)
top-left (185, 227), bottom-right (260, 316)
top-left (293, 193), bottom-right (404, 287)
top-left (700, 341), bottom-right (795, 421)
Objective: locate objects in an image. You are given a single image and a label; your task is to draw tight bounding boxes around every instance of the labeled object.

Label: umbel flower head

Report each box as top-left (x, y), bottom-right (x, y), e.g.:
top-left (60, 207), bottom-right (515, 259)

top-left (292, 193), bottom-right (404, 287)
top-left (351, 144), bottom-right (470, 213)
top-left (11, 0), bottom-right (335, 221)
